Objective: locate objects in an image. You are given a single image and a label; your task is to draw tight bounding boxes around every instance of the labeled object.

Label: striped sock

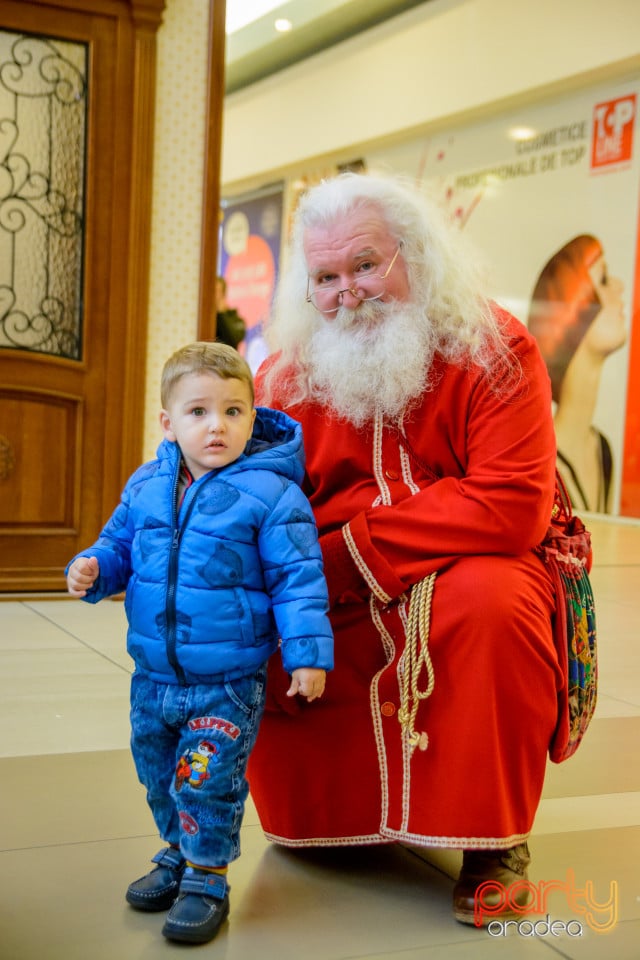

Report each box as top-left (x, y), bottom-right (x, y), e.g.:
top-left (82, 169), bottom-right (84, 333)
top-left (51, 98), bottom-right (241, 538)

top-left (186, 861), bottom-right (228, 875)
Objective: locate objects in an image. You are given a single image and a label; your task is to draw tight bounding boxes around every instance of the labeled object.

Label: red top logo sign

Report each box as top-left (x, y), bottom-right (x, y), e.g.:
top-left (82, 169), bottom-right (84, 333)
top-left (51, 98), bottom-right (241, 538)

top-left (591, 94), bottom-right (636, 169)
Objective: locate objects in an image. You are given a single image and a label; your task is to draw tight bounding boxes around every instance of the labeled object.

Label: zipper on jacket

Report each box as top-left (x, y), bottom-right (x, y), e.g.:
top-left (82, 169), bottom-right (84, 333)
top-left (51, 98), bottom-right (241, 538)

top-left (165, 465), bottom-right (189, 685)
top-left (165, 466), bottom-right (212, 685)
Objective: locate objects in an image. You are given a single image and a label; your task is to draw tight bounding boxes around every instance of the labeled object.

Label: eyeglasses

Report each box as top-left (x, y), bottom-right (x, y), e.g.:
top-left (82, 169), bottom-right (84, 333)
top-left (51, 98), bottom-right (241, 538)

top-left (305, 245), bottom-right (402, 314)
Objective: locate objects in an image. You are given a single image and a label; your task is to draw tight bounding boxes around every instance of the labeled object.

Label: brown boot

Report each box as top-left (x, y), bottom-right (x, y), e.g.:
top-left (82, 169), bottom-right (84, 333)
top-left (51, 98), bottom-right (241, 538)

top-left (453, 842), bottom-right (531, 925)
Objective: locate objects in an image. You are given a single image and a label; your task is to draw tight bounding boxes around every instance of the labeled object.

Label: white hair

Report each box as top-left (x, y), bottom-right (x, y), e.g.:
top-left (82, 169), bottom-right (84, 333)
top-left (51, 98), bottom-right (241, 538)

top-left (261, 172), bottom-right (517, 417)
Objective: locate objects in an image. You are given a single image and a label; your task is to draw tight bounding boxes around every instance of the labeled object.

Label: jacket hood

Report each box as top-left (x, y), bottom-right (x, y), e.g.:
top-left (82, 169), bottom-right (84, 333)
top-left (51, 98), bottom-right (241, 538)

top-left (156, 406), bottom-right (305, 485)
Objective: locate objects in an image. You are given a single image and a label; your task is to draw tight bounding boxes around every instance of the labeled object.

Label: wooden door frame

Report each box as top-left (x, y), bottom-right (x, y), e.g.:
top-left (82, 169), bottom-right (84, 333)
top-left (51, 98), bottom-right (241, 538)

top-left (198, 0), bottom-right (226, 342)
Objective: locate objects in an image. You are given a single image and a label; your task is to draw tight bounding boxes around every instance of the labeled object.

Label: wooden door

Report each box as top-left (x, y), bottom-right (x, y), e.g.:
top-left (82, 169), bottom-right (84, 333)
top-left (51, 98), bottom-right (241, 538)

top-left (0, 0), bottom-right (165, 591)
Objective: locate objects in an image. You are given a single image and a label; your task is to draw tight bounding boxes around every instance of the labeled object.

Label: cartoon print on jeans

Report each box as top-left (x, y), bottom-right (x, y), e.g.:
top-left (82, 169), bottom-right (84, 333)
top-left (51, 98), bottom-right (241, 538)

top-left (197, 543), bottom-right (244, 585)
top-left (188, 716), bottom-right (241, 739)
top-left (179, 811), bottom-right (199, 835)
top-left (197, 485), bottom-right (241, 515)
top-left (285, 508), bottom-right (317, 557)
top-left (175, 740), bottom-right (220, 791)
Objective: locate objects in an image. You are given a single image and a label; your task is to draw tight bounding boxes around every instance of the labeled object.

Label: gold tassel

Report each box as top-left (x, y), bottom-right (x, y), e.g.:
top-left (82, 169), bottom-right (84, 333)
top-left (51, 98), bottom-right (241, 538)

top-left (398, 573), bottom-right (437, 751)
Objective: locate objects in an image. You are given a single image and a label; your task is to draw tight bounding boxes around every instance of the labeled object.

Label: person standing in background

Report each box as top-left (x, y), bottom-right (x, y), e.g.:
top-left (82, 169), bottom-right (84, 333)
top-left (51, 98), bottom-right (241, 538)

top-left (215, 275), bottom-right (247, 350)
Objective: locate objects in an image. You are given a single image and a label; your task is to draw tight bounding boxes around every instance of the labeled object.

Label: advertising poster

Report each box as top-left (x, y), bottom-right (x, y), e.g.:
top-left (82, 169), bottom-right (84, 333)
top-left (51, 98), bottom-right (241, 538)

top-left (219, 184), bottom-right (284, 373)
top-left (367, 77), bottom-right (640, 517)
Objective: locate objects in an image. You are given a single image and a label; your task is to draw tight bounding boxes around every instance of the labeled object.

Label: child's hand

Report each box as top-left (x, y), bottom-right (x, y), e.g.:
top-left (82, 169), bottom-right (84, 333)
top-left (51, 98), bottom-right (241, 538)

top-left (287, 667), bottom-right (326, 702)
top-left (66, 556), bottom-right (100, 598)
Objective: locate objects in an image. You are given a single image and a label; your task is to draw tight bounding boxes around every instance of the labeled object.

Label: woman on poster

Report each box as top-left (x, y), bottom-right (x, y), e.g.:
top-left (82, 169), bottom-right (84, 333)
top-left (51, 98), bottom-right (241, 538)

top-left (528, 234), bottom-right (627, 512)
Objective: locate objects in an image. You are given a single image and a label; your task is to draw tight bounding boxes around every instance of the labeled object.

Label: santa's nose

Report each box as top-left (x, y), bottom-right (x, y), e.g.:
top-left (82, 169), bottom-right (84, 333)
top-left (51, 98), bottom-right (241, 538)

top-left (337, 285), bottom-right (364, 308)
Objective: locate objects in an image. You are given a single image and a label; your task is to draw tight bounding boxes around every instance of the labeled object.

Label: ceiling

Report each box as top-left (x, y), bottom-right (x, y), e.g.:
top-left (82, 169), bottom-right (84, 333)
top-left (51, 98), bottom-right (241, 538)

top-left (225, 0), bottom-right (429, 94)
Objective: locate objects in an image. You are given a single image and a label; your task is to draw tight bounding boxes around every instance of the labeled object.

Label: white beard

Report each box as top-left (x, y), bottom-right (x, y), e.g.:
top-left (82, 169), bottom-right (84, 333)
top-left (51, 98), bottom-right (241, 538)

top-left (306, 299), bottom-right (436, 427)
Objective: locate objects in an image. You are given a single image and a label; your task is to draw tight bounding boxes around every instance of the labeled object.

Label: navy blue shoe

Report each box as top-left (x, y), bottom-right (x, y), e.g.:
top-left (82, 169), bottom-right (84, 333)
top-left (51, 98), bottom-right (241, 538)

top-left (162, 868), bottom-right (230, 944)
top-left (126, 847), bottom-right (186, 912)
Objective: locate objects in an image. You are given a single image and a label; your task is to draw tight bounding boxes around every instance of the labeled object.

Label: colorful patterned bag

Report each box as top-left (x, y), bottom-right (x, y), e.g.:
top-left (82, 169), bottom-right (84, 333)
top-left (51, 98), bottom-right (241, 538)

top-left (536, 472), bottom-right (597, 762)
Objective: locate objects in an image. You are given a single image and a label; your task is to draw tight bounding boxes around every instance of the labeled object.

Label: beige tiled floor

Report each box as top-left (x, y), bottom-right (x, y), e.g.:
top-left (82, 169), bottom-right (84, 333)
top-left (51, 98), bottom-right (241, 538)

top-left (1, 515), bottom-right (639, 958)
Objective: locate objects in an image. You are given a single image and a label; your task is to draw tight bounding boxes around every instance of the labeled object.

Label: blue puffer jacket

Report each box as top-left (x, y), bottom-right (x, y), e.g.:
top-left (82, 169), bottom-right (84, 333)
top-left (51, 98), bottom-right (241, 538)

top-left (68, 407), bottom-right (333, 685)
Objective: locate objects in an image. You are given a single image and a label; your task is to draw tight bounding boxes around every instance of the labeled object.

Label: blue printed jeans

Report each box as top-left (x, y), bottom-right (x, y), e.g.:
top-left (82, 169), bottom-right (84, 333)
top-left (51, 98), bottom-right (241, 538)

top-left (130, 667), bottom-right (266, 868)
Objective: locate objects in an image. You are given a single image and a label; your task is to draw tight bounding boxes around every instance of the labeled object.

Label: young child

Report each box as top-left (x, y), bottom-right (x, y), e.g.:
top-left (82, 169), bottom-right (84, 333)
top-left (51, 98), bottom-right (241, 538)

top-left (66, 342), bottom-right (333, 945)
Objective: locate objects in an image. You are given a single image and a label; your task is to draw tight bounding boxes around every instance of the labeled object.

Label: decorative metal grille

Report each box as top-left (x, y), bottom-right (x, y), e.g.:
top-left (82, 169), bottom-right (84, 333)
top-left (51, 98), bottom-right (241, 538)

top-left (0, 31), bottom-right (86, 360)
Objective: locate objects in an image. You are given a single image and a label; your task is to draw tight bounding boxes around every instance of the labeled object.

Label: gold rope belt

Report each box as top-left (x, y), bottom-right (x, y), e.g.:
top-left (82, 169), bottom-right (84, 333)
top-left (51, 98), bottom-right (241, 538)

top-left (398, 572), bottom-right (437, 752)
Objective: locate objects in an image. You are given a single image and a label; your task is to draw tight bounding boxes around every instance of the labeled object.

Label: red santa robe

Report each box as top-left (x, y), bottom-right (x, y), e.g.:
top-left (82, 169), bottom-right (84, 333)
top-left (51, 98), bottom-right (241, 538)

top-left (248, 312), bottom-right (564, 850)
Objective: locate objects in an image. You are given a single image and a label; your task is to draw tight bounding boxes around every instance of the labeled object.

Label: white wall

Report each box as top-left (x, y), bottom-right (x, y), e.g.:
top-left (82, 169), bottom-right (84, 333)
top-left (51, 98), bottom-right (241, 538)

top-left (145, 0), bottom-right (209, 460)
top-left (222, 0), bottom-right (640, 193)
